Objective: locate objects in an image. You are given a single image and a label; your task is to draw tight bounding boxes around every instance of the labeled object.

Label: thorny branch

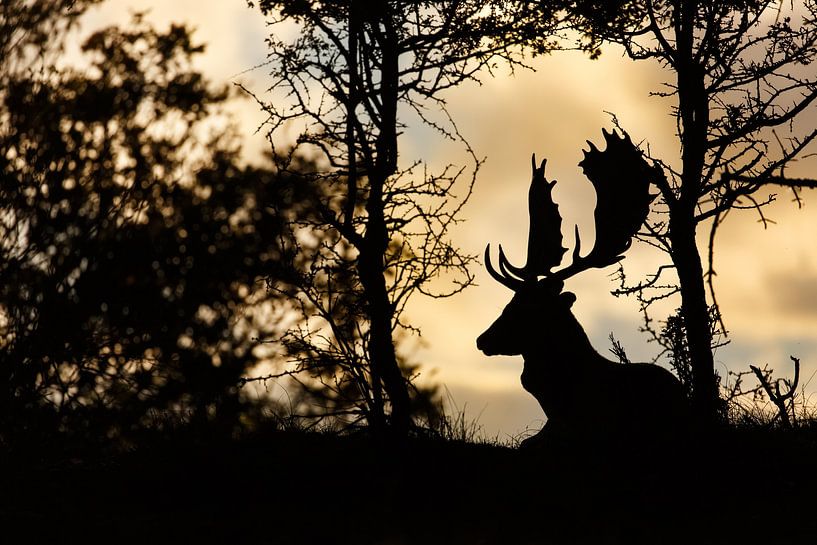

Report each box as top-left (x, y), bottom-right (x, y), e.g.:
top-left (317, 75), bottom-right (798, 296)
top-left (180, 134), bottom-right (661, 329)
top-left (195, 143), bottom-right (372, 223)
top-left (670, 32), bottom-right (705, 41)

top-left (241, 1), bottom-right (567, 428)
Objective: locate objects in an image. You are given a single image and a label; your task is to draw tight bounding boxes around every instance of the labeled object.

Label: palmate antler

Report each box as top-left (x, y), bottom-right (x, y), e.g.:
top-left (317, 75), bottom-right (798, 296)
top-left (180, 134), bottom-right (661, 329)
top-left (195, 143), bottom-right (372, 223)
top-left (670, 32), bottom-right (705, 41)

top-left (486, 155), bottom-right (566, 289)
top-left (486, 129), bottom-right (656, 289)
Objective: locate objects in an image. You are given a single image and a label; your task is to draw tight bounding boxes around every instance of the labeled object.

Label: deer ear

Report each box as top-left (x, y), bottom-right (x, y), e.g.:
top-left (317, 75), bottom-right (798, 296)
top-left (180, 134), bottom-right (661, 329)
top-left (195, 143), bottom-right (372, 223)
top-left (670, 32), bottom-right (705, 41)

top-left (560, 292), bottom-right (577, 308)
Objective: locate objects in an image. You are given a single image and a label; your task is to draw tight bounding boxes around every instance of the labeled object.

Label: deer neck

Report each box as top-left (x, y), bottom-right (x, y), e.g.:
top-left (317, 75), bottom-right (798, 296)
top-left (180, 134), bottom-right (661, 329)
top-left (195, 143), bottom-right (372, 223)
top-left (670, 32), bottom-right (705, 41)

top-left (522, 314), bottom-right (604, 368)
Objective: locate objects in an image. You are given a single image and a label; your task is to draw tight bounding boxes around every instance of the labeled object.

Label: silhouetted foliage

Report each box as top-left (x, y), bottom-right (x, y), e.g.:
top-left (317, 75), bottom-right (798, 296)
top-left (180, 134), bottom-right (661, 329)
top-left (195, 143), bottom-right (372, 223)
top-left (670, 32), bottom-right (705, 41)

top-left (0, 0), bottom-right (102, 75)
top-left (0, 15), bottom-right (319, 447)
top-left (652, 306), bottom-right (727, 403)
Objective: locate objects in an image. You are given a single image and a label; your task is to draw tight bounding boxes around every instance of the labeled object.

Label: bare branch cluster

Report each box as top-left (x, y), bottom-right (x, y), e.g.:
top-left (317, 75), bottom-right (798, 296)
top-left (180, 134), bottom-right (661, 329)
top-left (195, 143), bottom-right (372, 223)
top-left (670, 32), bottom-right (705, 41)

top-left (726, 356), bottom-right (815, 426)
top-left (568, 2), bottom-right (817, 422)
top-left (246, 1), bottom-right (564, 430)
top-left (602, 2), bottom-right (817, 301)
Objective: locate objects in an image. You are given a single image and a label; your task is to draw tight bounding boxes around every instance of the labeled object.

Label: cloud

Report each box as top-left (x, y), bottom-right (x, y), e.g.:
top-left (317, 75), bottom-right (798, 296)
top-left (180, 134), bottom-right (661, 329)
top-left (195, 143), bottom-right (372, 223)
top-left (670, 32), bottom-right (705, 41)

top-left (766, 269), bottom-right (817, 318)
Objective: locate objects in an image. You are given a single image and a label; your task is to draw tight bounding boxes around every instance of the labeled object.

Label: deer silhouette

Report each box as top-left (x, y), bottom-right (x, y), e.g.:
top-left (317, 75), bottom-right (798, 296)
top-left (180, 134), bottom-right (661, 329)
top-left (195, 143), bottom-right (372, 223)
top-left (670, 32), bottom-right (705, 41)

top-left (476, 130), bottom-right (689, 449)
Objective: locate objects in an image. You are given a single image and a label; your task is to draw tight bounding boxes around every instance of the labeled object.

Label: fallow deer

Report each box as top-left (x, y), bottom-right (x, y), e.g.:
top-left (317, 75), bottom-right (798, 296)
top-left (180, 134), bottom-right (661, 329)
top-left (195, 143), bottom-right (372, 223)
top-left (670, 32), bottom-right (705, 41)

top-left (476, 130), bottom-right (689, 450)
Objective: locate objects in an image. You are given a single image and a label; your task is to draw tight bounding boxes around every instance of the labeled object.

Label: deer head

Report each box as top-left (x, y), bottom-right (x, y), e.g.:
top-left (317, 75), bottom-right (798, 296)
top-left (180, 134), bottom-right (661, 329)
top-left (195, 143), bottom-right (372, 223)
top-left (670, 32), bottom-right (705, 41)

top-left (476, 129), bottom-right (656, 356)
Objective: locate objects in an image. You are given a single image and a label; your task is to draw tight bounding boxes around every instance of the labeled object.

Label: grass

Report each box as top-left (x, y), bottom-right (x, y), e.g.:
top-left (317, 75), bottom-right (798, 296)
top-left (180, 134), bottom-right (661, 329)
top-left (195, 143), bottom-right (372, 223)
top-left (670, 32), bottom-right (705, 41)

top-left (4, 415), bottom-right (817, 545)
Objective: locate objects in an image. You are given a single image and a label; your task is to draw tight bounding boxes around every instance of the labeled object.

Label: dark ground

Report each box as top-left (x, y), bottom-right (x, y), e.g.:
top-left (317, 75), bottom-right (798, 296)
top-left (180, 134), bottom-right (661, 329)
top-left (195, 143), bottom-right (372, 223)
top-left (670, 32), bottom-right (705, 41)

top-left (1, 427), bottom-right (816, 545)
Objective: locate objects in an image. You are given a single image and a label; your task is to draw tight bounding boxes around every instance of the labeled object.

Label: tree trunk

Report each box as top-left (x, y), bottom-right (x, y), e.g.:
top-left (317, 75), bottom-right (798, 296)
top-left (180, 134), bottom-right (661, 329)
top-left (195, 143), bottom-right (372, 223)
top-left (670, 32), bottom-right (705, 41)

top-left (672, 0), bottom-right (720, 426)
top-left (358, 231), bottom-right (411, 435)
top-left (356, 6), bottom-right (411, 436)
top-left (670, 215), bottom-right (720, 426)
top-left (345, 0), bottom-right (387, 433)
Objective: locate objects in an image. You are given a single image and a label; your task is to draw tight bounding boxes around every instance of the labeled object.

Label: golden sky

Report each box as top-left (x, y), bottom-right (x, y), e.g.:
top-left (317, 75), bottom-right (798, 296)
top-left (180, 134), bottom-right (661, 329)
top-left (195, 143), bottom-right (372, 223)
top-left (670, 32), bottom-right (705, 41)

top-left (77, 1), bottom-right (817, 438)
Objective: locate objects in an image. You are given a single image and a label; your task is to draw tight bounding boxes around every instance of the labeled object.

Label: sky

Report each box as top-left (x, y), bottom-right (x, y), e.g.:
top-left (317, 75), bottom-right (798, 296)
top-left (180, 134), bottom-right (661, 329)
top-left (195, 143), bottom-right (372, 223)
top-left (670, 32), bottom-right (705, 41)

top-left (74, 1), bottom-right (817, 438)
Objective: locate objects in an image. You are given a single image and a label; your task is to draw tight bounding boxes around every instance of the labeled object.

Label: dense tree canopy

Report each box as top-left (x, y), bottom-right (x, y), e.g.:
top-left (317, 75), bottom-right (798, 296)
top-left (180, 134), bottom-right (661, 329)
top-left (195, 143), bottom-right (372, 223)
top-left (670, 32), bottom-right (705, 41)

top-left (0, 15), bottom-right (321, 446)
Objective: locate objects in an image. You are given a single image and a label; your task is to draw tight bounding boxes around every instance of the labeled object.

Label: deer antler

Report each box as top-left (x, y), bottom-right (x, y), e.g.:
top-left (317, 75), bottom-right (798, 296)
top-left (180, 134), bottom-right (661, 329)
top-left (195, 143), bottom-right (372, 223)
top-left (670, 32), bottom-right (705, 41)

top-left (485, 129), bottom-right (654, 291)
top-left (485, 155), bottom-right (565, 288)
top-left (552, 129), bottom-right (656, 281)
top-left (526, 155), bottom-right (567, 276)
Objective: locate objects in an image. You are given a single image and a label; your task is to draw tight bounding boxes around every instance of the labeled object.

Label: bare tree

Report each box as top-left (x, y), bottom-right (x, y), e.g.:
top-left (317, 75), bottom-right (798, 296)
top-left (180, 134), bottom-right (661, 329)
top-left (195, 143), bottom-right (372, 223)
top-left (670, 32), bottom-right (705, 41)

top-left (564, 1), bottom-right (817, 425)
top-left (246, 1), bottom-right (562, 434)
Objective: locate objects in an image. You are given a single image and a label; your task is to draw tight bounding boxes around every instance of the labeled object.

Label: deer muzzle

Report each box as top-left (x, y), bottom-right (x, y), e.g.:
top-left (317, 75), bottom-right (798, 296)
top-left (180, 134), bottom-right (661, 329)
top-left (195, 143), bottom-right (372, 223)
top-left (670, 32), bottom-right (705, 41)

top-left (476, 330), bottom-right (493, 355)
top-left (476, 323), bottom-right (518, 356)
